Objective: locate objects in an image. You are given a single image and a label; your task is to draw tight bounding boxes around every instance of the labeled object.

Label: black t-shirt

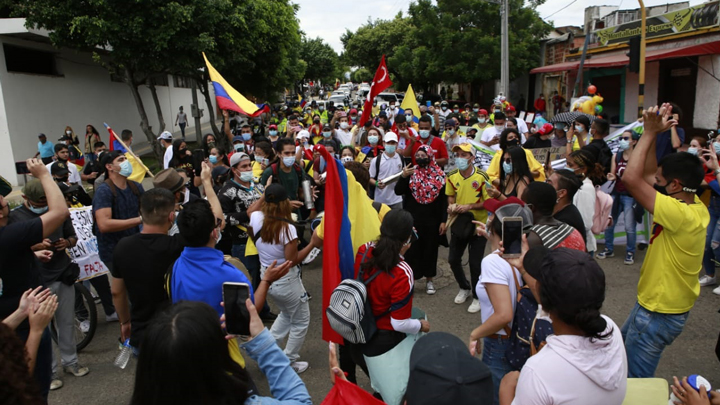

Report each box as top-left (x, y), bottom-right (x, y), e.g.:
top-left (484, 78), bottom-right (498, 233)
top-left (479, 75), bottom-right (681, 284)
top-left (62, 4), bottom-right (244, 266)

top-left (83, 160), bottom-right (103, 185)
top-left (0, 218), bottom-right (43, 331)
top-left (554, 204), bottom-right (587, 244)
top-left (112, 233), bottom-right (184, 348)
top-left (523, 135), bottom-right (552, 149)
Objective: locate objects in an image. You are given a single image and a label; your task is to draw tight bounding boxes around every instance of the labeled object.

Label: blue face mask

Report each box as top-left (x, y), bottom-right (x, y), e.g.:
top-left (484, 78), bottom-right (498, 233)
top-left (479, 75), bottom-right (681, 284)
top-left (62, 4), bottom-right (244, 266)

top-left (269, 130), bottom-right (278, 137)
top-left (119, 160), bottom-right (133, 178)
top-left (282, 156), bottom-right (296, 167)
top-left (257, 157), bottom-right (269, 166)
top-left (209, 155), bottom-right (218, 164)
top-left (503, 161), bottom-right (513, 174)
top-left (323, 131), bottom-right (332, 138)
top-left (234, 143), bottom-right (244, 152)
top-left (242, 133), bottom-right (252, 141)
top-left (714, 142), bottom-right (720, 154)
top-left (368, 135), bottom-right (379, 145)
top-left (419, 130), bottom-right (431, 139)
top-left (385, 144), bottom-right (397, 154)
top-left (28, 204), bottom-right (48, 215)
top-left (455, 157), bottom-right (469, 171)
top-left (239, 171), bottom-right (254, 182)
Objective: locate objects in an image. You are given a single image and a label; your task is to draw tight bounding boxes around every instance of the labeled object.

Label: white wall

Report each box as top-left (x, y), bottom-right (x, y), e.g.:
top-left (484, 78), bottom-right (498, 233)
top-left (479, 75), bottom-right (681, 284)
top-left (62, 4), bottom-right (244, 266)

top-left (693, 55), bottom-right (720, 130)
top-left (0, 36), bottom-right (217, 185)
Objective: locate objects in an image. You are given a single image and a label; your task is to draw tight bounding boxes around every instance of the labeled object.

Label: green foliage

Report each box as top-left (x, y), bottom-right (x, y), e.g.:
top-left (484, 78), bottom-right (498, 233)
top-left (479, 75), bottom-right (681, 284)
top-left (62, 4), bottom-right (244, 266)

top-left (351, 68), bottom-right (372, 83)
top-left (299, 37), bottom-right (339, 84)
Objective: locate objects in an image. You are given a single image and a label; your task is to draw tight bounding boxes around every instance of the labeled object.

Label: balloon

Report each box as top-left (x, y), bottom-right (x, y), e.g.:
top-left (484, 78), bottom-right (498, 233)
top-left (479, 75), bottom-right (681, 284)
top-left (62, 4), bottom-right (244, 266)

top-left (595, 105), bottom-right (603, 114)
top-left (587, 85), bottom-right (597, 95)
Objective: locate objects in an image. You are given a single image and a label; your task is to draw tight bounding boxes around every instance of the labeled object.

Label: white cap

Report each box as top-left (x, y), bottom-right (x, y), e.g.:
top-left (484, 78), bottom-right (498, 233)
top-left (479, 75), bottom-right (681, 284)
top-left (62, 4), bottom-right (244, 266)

top-left (297, 130), bottom-right (310, 140)
top-left (383, 131), bottom-right (398, 143)
top-left (157, 131), bottom-right (173, 141)
top-left (229, 152), bottom-right (250, 167)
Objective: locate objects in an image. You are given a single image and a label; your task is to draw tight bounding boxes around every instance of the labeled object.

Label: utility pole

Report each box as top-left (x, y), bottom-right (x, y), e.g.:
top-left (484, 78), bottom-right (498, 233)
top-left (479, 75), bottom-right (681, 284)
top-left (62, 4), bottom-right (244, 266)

top-left (637, 0), bottom-right (647, 118)
top-left (500, 0), bottom-right (510, 96)
top-left (191, 79), bottom-right (203, 143)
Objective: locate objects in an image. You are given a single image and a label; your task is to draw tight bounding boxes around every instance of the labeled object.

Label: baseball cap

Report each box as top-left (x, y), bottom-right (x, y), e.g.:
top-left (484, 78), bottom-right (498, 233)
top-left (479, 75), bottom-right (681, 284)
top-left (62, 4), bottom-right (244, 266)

top-left (337, 111), bottom-right (347, 118)
top-left (478, 109), bottom-right (489, 116)
top-left (452, 143), bottom-right (474, 154)
top-left (406, 332), bottom-right (493, 405)
top-left (0, 175), bottom-right (11, 197)
top-left (383, 132), bottom-right (398, 143)
top-left (538, 123), bottom-right (555, 136)
top-left (211, 166), bottom-right (231, 182)
top-left (265, 183), bottom-right (288, 204)
top-left (152, 168), bottom-right (185, 193)
top-left (100, 150), bottom-right (124, 170)
top-left (232, 135), bottom-right (244, 143)
top-left (453, 104), bottom-right (459, 108)
top-left (473, 103), bottom-right (480, 108)
top-left (157, 131), bottom-right (173, 141)
top-left (38, 133), bottom-right (46, 138)
top-left (269, 124), bottom-right (278, 130)
top-left (229, 152), bottom-right (250, 167)
top-left (483, 196), bottom-right (534, 232)
top-left (349, 108), bottom-right (358, 115)
top-left (467, 128), bottom-right (478, 135)
top-left (297, 130), bottom-right (310, 140)
top-left (22, 179), bottom-right (46, 202)
top-left (323, 123), bottom-right (332, 131)
top-left (50, 161), bottom-right (70, 177)
top-left (506, 105), bottom-right (516, 112)
top-left (378, 111), bottom-right (388, 118)
top-left (445, 118), bottom-right (457, 127)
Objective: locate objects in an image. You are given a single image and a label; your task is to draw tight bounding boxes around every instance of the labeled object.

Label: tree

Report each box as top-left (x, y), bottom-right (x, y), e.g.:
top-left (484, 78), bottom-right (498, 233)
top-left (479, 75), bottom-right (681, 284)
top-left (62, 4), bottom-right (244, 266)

top-left (299, 37), bottom-right (338, 85)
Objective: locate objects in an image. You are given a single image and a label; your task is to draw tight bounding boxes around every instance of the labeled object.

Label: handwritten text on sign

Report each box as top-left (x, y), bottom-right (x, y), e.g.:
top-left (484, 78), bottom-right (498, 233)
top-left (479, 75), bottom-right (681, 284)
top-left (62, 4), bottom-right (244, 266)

top-left (531, 147), bottom-right (567, 164)
top-left (66, 207), bottom-right (108, 281)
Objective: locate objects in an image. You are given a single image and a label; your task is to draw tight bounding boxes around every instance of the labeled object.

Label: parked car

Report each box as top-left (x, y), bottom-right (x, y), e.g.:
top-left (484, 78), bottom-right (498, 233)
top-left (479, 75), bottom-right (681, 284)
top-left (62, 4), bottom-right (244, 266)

top-left (328, 95), bottom-right (348, 108)
top-left (376, 92), bottom-right (398, 105)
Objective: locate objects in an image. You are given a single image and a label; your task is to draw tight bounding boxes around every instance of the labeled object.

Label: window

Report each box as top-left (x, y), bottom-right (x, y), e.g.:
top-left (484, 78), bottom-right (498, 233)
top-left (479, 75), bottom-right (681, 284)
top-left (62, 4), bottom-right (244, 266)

top-left (4, 44), bottom-right (59, 76)
top-left (149, 74), bottom-right (168, 87)
top-left (173, 75), bottom-right (194, 88)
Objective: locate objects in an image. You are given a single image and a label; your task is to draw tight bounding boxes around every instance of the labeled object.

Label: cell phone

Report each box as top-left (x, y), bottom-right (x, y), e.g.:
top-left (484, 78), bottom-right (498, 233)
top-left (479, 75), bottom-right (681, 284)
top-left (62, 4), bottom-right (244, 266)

top-left (502, 217), bottom-right (523, 258)
top-left (222, 282), bottom-right (251, 336)
top-left (485, 180), bottom-right (493, 189)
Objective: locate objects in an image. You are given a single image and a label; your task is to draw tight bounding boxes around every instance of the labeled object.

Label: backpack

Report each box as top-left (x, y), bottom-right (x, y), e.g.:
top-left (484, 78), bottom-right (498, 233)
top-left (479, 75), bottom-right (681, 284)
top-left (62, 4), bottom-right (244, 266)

top-left (270, 162), bottom-right (306, 185)
top-left (92, 178), bottom-right (140, 236)
top-left (505, 269), bottom-right (554, 370)
top-left (592, 187), bottom-right (613, 234)
top-left (326, 248), bottom-right (412, 344)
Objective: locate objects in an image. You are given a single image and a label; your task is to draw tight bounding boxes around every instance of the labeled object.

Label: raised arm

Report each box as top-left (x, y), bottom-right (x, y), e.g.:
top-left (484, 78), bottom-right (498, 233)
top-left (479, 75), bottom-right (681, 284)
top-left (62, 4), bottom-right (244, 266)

top-left (222, 110), bottom-right (233, 145)
top-left (201, 162), bottom-right (225, 229)
top-left (26, 159), bottom-right (69, 238)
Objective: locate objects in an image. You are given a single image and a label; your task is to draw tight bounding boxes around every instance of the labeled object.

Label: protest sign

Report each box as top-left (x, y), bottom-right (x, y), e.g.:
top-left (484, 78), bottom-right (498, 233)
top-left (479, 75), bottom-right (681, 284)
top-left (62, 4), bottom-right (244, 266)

top-left (66, 206), bottom-right (109, 281)
top-left (531, 147), bottom-right (567, 164)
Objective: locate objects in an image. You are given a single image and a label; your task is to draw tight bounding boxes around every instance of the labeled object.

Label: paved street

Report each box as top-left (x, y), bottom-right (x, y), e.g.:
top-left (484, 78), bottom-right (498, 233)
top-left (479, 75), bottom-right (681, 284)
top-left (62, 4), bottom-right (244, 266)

top-left (49, 246), bottom-right (720, 404)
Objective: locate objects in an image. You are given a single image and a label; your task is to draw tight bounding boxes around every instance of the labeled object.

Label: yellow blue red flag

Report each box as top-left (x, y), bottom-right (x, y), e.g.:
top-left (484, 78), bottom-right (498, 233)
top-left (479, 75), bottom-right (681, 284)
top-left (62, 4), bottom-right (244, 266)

top-left (203, 53), bottom-right (259, 116)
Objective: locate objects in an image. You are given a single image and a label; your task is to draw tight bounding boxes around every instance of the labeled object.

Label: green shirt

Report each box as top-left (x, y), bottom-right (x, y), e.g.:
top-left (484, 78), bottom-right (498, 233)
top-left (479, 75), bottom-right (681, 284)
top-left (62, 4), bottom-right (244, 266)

top-left (260, 164), bottom-right (301, 201)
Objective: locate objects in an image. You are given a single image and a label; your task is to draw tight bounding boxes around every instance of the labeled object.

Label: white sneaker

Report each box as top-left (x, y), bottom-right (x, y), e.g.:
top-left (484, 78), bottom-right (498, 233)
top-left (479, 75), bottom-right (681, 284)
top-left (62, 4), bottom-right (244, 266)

top-left (79, 320), bottom-right (90, 333)
top-left (50, 374), bottom-right (63, 390)
top-left (699, 275), bottom-right (717, 287)
top-left (290, 361), bottom-right (309, 374)
top-left (467, 299), bottom-right (481, 313)
top-left (454, 289), bottom-right (472, 304)
top-left (302, 248), bottom-right (321, 265)
top-left (713, 285), bottom-right (720, 296)
top-left (426, 281), bottom-right (436, 295)
top-left (106, 312), bottom-right (119, 322)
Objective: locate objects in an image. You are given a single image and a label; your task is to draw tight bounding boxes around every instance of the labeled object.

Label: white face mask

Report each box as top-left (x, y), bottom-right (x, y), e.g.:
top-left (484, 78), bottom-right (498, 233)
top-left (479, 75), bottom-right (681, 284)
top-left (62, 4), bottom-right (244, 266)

top-left (340, 122), bottom-right (349, 130)
top-left (66, 130), bottom-right (72, 135)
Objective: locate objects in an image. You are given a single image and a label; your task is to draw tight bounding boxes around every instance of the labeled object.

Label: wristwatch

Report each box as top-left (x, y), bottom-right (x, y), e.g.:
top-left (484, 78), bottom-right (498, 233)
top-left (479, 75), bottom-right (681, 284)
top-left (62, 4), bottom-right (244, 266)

top-left (714, 168), bottom-right (720, 176)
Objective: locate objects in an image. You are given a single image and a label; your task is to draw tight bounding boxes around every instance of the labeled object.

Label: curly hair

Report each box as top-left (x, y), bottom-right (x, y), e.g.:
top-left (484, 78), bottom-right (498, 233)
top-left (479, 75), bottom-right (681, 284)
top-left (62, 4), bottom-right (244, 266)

top-left (0, 323), bottom-right (43, 405)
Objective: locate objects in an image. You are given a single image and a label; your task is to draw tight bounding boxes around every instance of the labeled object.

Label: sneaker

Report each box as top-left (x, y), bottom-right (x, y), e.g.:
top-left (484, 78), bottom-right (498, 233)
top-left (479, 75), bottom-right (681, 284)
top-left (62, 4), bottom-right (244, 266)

top-left (106, 312), bottom-right (119, 322)
top-left (454, 289), bottom-right (472, 304)
top-left (713, 285), bottom-right (720, 296)
top-left (290, 361), bottom-right (309, 374)
top-left (596, 248), bottom-right (614, 259)
top-left (699, 275), bottom-right (717, 287)
top-left (79, 320), bottom-right (90, 333)
top-left (624, 252), bottom-right (635, 266)
top-left (64, 363), bottom-right (90, 377)
top-left (302, 248), bottom-right (321, 265)
top-left (50, 374), bottom-right (63, 390)
top-left (426, 281), bottom-right (436, 295)
top-left (467, 299), bottom-right (481, 313)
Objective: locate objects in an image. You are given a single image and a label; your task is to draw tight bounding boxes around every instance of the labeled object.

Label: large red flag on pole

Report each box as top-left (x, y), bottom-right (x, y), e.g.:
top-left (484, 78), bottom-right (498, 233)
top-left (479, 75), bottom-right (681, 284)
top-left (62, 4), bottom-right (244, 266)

top-left (358, 55), bottom-right (392, 127)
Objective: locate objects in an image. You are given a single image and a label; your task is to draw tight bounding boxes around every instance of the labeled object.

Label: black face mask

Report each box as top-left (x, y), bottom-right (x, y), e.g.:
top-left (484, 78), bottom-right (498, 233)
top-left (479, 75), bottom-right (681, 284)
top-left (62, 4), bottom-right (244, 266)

top-left (179, 148), bottom-right (187, 155)
top-left (56, 176), bottom-right (69, 183)
top-left (653, 182), bottom-right (686, 196)
top-left (207, 142), bottom-right (216, 150)
top-left (507, 139), bottom-right (519, 146)
top-left (416, 158), bottom-right (430, 167)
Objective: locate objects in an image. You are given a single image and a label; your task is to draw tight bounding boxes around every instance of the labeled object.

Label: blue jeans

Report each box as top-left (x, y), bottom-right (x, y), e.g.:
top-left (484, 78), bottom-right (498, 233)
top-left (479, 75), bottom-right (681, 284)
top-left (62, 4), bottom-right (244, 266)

top-left (482, 337), bottom-right (513, 405)
top-left (604, 194), bottom-right (637, 254)
top-left (621, 302), bottom-right (689, 378)
top-left (702, 195), bottom-right (720, 277)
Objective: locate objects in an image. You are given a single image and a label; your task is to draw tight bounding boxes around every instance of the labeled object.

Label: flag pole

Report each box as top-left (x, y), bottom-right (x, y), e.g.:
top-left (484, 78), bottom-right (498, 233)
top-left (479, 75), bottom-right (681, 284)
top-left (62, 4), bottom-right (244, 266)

top-left (104, 123), bottom-right (155, 178)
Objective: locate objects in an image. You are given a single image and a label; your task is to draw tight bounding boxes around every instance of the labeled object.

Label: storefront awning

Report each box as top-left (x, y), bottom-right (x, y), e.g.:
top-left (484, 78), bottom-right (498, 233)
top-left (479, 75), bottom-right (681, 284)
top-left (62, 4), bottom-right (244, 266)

top-left (531, 41), bottom-right (720, 73)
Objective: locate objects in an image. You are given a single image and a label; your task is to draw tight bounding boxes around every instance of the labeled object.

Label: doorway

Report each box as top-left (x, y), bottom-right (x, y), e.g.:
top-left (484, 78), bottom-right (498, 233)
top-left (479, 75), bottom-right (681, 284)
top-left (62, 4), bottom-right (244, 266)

top-left (658, 57), bottom-right (698, 142)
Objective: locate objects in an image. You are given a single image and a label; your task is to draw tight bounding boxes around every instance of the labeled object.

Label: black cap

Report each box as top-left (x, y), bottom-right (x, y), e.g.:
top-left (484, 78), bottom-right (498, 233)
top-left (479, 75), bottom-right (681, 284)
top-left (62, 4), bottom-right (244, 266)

top-left (211, 166), bottom-right (231, 182)
top-left (100, 150), bottom-right (124, 175)
top-left (407, 332), bottom-right (493, 405)
top-left (264, 183), bottom-right (288, 204)
top-left (38, 133), bottom-right (46, 138)
top-left (50, 161), bottom-right (70, 177)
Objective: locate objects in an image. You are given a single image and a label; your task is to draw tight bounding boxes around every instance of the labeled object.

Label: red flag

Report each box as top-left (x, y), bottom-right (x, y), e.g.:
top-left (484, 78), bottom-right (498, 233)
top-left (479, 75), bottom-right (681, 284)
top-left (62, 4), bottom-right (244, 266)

top-left (320, 379), bottom-right (386, 405)
top-left (358, 55), bottom-right (392, 127)
top-left (106, 124), bottom-right (118, 151)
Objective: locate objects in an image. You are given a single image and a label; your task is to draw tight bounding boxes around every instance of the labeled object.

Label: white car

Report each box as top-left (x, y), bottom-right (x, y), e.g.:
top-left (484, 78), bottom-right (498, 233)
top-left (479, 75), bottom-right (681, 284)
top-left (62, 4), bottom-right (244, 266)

top-left (359, 82), bottom-right (370, 91)
top-left (376, 92), bottom-right (398, 105)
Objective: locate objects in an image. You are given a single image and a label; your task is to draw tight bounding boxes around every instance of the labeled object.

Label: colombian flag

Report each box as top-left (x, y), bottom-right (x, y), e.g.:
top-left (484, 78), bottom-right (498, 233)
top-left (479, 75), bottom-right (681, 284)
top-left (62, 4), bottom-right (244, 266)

top-left (251, 103), bottom-right (271, 118)
top-left (318, 146), bottom-right (381, 343)
top-left (203, 53), bottom-right (259, 116)
top-left (298, 94), bottom-right (307, 109)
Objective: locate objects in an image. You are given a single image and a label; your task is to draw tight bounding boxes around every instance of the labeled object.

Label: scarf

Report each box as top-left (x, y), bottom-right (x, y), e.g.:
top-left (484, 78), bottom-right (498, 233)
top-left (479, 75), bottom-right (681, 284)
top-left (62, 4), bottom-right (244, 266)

top-left (409, 145), bottom-right (446, 204)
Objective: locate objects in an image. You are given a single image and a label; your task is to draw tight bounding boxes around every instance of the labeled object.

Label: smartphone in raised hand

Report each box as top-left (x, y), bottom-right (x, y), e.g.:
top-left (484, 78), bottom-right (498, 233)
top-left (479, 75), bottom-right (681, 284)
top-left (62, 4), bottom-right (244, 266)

top-left (502, 217), bottom-right (523, 258)
top-left (222, 282), bottom-right (251, 336)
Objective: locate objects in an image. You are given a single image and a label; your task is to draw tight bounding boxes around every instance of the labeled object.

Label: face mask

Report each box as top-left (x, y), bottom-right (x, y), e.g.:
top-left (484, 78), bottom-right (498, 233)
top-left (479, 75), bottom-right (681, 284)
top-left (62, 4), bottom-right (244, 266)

top-left (473, 108), bottom-right (479, 113)
top-left (503, 161), bottom-right (513, 174)
top-left (478, 118), bottom-right (486, 124)
top-left (28, 204), bottom-right (48, 215)
top-left (319, 106), bottom-right (325, 111)
top-left (653, 182), bottom-right (671, 195)
top-left (340, 122), bottom-right (349, 130)
top-left (269, 130), bottom-right (278, 137)
top-left (215, 229), bottom-right (222, 245)
top-left (495, 125), bottom-right (504, 132)
top-left (66, 130), bottom-right (72, 135)
top-left (351, 116), bottom-right (358, 121)
top-left (207, 142), bottom-right (216, 150)
top-left (368, 135), bottom-right (379, 145)
top-left (441, 106), bottom-right (448, 111)
top-left (416, 157), bottom-right (430, 167)
top-left (239, 170), bottom-right (254, 182)
top-left (494, 110), bottom-right (501, 114)
top-left (257, 157), bottom-right (269, 166)
top-left (446, 129), bottom-right (456, 136)
top-left (209, 155), bottom-right (218, 164)
top-left (455, 157), bottom-right (469, 171)
top-left (323, 131), bottom-right (332, 138)
top-left (575, 125), bottom-right (584, 133)
top-left (341, 156), bottom-right (353, 164)
top-left (119, 160), bottom-right (133, 178)
top-left (405, 115), bottom-right (412, 121)
top-left (234, 143), bottom-right (244, 152)
top-left (390, 105), bottom-right (396, 110)
top-left (420, 130), bottom-right (431, 139)
top-left (385, 144), bottom-right (397, 154)
top-left (453, 109), bottom-right (459, 113)
top-left (687, 147), bottom-right (698, 156)
top-left (507, 138), bottom-right (519, 146)
top-left (242, 133), bottom-right (252, 141)
top-left (618, 140), bottom-right (631, 150)
top-left (282, 156), bottom-right (296, 167)
top-left (713, 142), bottom-right (720, 154)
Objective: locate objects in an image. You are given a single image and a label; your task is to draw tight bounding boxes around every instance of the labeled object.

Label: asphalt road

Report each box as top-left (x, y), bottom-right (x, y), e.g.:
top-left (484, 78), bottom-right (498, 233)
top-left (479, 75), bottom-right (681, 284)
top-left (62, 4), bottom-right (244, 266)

top-left (49, 245), bottom-right (720, 404)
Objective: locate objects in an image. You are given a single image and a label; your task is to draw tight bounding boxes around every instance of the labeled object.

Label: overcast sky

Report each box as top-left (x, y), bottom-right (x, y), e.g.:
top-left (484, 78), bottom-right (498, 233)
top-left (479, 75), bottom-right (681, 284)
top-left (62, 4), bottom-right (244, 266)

top-left (295, 0), bottom-right (707, 53)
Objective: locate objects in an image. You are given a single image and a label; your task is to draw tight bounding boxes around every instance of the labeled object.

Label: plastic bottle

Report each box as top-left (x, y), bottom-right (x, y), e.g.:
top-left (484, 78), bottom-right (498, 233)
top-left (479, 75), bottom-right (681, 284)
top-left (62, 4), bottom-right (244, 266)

top-left (114, 338), bottom-right (133, 369)
top-left (669, 375), bottom-right (711, 405)
top-left (302, 179), bottom-right (314, 209)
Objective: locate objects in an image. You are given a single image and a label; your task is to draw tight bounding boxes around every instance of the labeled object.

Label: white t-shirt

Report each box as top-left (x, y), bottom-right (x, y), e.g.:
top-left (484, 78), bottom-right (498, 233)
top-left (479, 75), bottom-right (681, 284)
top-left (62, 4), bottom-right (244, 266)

top-left (45, 161), bottom-right (81, 184)
top-left (163, 145), bottom-right (174, 170)
top-left (475, 252), bottom-right (522, 336)
top-left (481, 127), bottom-right (527, 151)
top-left (335, 128), bottom-right (353, 146)
top-left (177, 112), bottom-right (187, 124)
top-left (516, 118), bottom-right (529, 135)
top-left (369, 152), bottom-right (404, 206)
top-left (573, 178), bottom-right (596, 252)
top-left (249, 211), bottom-right (298, 268)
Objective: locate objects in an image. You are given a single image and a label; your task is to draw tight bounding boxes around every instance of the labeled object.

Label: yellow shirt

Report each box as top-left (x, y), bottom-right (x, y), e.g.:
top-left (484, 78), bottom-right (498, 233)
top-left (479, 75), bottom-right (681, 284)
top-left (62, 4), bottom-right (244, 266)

top-left (252, 161), bottom-right (263, 182)
top-left (445, 167), bottom-right (491, 223)
top-left (486, 148), bottom-right (546, 183)
top-left (638, 193), bottom-right (709, 314)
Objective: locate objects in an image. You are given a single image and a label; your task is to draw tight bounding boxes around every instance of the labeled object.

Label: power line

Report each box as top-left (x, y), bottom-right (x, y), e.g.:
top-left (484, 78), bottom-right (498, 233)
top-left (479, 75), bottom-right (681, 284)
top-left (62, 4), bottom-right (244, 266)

top-left (543, 0), bottom-right (578, 20)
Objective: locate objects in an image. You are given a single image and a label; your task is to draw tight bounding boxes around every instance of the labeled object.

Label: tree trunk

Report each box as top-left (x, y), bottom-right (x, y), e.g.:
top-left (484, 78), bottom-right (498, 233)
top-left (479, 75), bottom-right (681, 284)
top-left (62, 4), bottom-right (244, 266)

top-left (125, 68), bottom-right (163, 162)
top-left (147, 80), bottom-right (166, 158)
top-left (197, 78), bottom-right (223, 147)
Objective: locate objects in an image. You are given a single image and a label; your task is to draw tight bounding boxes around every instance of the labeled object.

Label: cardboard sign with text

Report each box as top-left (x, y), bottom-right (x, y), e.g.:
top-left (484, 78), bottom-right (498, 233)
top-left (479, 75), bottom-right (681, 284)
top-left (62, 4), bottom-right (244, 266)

top-left (66, 207), bottom-right (109, 281)
top-left (531, 147), bottom-right (567, 164)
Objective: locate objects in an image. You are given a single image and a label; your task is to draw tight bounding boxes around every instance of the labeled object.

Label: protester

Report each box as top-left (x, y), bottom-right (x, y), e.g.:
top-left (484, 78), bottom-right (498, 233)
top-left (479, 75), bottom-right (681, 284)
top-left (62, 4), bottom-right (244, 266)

top-left (447, 143), bottom-right (491, 313)
top-left (130, 300), bottom-right (312, 405)
top-left (260, 138), bottom-right (307, 205)
top-left (487, 146), bottom-right (534, 201)
top-left (82, 142), bottom-right (106, 187)
top-left (158, 131), bottom-right (174, 170)
top-left (522, 182), bottom-right (586, 251)
top-left (369, 132), bottom-right (404, 210)
top-left (394, 145), bottom-right (447, 295)
top-left (84, 125), bottom-right (102, 163)
top-left (597, 129), bottom-right (640, 265)
top-left (442, 118), bottom-right (466, 173)
top-left (498, 248), bottom-right (627, 405)
top-left (248, 184), bottom-right (320, 373)
top-left (468, 197), bottom-right (531, 403)
top-left (655, 102), bottom-right (685, 161)
top-left (34, 133), bottom-right (55, 165)
top-left (44, 144), bottom-right (81, 184)
top-left (404, 115), bottom-right (449, 168)
top-left (523, 123), bottom-right (554, 149)
top-left (175, 105), bottom-right (188, 140)
top-left (114, 129), bottom-right (133, 153)
top-left (547, 169), bottom-right (587, 244)
top-left (331, 111), bottom-right (353, 146)
top-left (505, 106), bottom-right (529, 138)
top-left (566, 150), bottom-right (602, 253)
top-left (360, 126), bottom-right (384, 169)
top-left (578, 118), bottom-right (612, 174)
top-left (533, 93), bottom-right (546, 115)
top-left (480, 112), bottom-right (506, 151)
top-left (209, 146), bottom-right (230, 169)
top-left (486, 128), bottom-right (544, 184)
top-left (201, 133), bottom-right (217, 157)
top-left (620, 104), bottom-right (709, 378)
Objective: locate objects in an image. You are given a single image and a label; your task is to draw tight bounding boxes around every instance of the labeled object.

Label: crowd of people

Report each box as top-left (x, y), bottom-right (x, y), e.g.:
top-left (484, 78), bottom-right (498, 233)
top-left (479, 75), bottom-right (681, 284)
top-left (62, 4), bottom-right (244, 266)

top-left (1, 93), bottom-right (718, 405)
